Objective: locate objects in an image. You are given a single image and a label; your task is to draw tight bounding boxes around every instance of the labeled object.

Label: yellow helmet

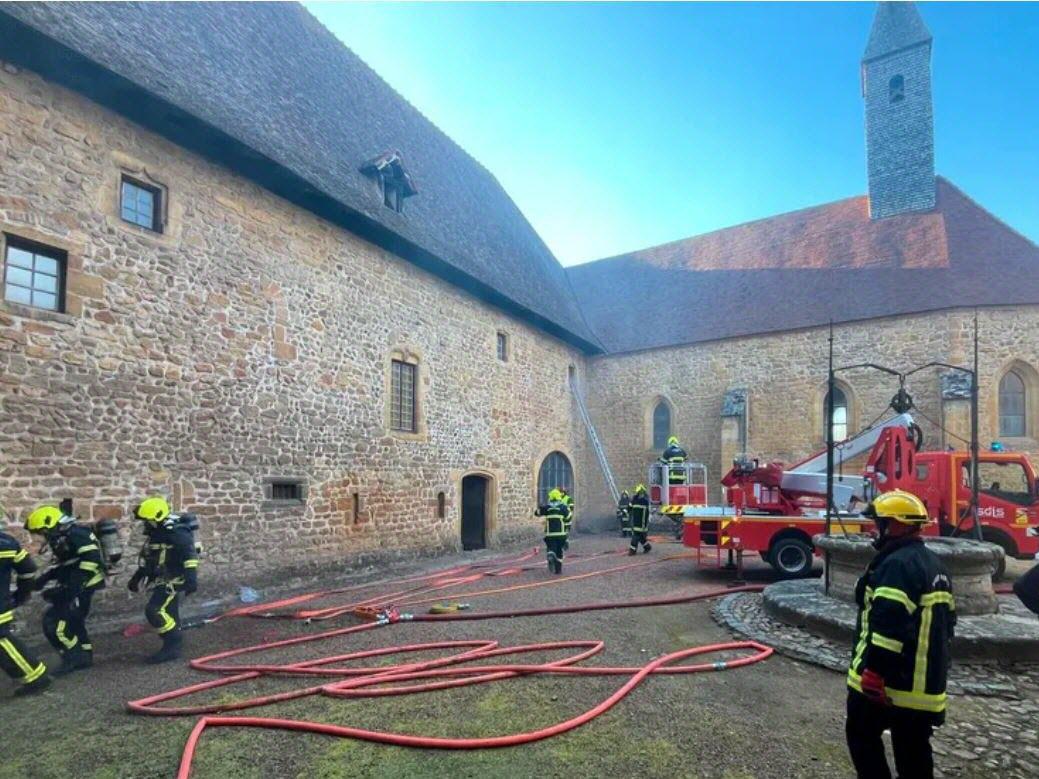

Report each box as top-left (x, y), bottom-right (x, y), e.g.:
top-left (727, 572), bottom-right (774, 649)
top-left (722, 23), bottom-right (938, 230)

top-left (667, 436), bottom-right (679, 446)
top-left (134, 496), bottom-right (171, 523)
top-left (25, 505), bottom-right (67, 534)
top-left (866, 490), bottom-right (930, 525)
top-left (634, 483), bottom-right (647, 494)
top-left (548, 488), bottom-right (563, 502)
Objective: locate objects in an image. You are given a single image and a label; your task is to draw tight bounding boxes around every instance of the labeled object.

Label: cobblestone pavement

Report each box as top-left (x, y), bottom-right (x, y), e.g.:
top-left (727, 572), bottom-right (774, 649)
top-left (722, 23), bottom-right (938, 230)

top-left (715, 592), bottom-right (1039, 778)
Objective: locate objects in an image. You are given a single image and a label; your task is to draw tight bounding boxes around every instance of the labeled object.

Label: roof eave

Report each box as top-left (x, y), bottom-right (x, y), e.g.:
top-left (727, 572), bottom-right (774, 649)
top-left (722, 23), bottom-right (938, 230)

top-left (0, 11), bottom-right (603, 355)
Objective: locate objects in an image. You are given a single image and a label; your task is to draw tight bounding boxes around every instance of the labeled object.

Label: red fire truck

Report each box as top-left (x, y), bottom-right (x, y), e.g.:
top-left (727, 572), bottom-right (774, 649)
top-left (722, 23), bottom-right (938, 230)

top-left (663, 414), bottom-right (1039, 577)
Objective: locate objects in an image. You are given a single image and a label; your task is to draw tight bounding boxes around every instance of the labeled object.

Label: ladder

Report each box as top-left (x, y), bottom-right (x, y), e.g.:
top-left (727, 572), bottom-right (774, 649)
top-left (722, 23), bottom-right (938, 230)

top-left (570, 375), bottom-right (620, 505)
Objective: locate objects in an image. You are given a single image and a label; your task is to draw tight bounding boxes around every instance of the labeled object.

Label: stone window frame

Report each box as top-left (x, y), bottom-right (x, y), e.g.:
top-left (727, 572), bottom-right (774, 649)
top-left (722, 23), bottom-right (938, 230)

top-left (261, 475), bottom-right (308, 510)
top-left (0, 226), bottom-right (81, 322)
top-left (994, 360), bottom-right (1039, 442)
top-left (384, 346), bottom-right (428, 441)
top-left (817, 379), bottom-right (858, 445)
top-left (496, 330), bottom-right (509, 362)
top-left (643, 395), bottom-right (675, 453)
top-left (2, 233), bottom-right (67, 313)
top-left (106, 151), bottom-right (180, 245)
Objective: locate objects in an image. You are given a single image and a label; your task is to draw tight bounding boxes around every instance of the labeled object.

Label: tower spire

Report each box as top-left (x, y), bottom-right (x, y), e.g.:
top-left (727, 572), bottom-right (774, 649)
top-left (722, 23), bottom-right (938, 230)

top-left (861, 2), bottom-right (936, 219)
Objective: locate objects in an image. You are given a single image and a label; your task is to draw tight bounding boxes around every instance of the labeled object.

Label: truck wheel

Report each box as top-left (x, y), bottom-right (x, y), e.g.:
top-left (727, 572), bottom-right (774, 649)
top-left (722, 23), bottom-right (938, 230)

top-left (769, 538), bottom-right (814, 578)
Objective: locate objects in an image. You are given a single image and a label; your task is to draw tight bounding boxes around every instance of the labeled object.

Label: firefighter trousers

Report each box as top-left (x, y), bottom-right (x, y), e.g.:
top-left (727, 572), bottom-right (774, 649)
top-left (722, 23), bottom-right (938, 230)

top-left (544, 536), bottom-right (566, 562)
top-left (629, 530), bottom-right (650, 552)
top-left (42, 589), bottom-right (95, 657)
top-left (0, 624), bottom-right (47, 685)
top-left (846, 691), bottom-right (935, 779)
top-left (146, 583), bottom-right (183, 636)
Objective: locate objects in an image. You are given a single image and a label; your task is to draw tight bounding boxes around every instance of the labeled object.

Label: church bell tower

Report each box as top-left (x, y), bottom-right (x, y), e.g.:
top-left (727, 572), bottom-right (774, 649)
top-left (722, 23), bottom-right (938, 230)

top-left (862, 2), bottom-right (936, 219)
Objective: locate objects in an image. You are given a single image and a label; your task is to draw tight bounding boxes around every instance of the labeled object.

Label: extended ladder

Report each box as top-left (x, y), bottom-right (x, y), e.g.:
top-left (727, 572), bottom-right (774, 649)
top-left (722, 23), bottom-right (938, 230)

top-left (570, 375), bottom-right (620, 505)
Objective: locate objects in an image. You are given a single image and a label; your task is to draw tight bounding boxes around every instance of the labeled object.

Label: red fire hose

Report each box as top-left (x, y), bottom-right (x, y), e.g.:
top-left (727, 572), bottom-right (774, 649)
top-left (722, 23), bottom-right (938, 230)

top-left (128, 576), bottom-right (771, 778)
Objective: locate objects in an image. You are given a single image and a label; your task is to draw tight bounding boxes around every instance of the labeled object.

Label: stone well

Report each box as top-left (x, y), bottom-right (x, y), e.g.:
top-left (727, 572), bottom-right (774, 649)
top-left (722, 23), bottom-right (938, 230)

top-left (814, 533), bottom-right (1004, 615)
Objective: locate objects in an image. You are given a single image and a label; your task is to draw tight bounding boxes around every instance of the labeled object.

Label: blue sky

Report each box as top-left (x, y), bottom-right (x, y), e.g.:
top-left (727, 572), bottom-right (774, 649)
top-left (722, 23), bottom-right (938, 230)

top-left (306, 2), bottom-right (1039, 266)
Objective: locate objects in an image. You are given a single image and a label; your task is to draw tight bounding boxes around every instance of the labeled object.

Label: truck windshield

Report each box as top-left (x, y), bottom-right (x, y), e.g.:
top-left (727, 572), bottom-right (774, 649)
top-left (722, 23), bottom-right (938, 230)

top-left (963, 461), bottom-right (1034, 506)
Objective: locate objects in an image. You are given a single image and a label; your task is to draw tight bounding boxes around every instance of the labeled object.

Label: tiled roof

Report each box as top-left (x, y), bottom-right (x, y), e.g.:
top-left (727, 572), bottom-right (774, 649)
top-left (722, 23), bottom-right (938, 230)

top-left (568, 178), bottom-right (1039, 353)
top-left (0, 2), bottom-right (602, 351)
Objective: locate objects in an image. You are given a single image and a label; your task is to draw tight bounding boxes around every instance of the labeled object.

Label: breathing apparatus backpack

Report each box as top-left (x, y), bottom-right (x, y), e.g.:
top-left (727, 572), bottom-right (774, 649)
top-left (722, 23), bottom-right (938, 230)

top-left (169, 513), bottom-right (204, 556)
top-left (92, 518), bottom-right (124, 573)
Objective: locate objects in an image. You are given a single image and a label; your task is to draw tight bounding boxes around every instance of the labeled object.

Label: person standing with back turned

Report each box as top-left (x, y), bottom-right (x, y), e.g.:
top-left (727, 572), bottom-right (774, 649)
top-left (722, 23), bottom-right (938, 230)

top-left (846, 490), bottom-right (955, 779)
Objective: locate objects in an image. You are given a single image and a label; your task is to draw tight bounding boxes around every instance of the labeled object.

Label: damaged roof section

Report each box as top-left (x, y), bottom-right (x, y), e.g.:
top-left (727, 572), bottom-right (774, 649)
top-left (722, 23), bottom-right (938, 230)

top-left (0, 2), bottom-right (602, 352)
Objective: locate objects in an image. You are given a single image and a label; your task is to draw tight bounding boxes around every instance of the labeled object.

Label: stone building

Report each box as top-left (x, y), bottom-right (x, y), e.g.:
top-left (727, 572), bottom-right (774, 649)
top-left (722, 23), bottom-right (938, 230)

top-left (0, 3), bottom-right (1036, 592)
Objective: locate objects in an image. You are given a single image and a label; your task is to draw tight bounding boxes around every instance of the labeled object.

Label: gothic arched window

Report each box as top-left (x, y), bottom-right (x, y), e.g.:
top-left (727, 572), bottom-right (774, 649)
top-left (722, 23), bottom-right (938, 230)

top-left (652, 401), bottom-right (671, 450)
top-left (537, 452), bottom-right (573, 506)
top-left (999, 371), bottom-right (1026, 437)
top-left (826, 386), bottom-right (849, 442)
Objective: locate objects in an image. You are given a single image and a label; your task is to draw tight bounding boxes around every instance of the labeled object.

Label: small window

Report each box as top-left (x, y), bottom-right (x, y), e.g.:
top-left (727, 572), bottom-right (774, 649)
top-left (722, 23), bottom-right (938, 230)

top-left (652, 401), bottom-right (671, 450)
top-left (496, 331), bottom-right (509, 362)
top-left (915, 464), bottom-right (930, 481)
top-left (390, 359), bottom-right (417, 432)
top-left (120, 176), bottom-right (163, 232)
top-left (3, 235), bottom-right (66, 312)
top-left (265, 478), bottom-right (305, 504)
top-left (436, 491), bottom-right (446, 519)
top-left (999, 371), bottom-right (1026, 437)
top-left (889, 75), bottom-right (905, 103)
top-left (352, 492), bottom-right (361, 524)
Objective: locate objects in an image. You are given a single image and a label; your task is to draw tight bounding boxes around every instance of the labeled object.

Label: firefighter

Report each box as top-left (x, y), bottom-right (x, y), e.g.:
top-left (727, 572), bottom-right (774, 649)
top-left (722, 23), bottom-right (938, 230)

top-left (535, 489), bottom-right (568, 575)
top-left (617, 490), bottom-right (631, 537)
top-left (560, 487), bottom-right (574, 550)
top-left (1, 526), bottom-right (51, 695)
top-left (660, 436), bottom-right (688, 485)
top-left (628, 484), bottom-right (651, 555)
top-left (846, 490), bottom-right (955, 779)
top-left (25, 505), bottom-right (105, 676)
top-left (128, 497), bottom-right (199, 664)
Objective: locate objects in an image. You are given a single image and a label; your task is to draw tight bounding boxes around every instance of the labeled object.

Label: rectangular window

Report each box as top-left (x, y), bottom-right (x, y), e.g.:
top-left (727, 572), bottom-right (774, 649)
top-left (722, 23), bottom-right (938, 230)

top-left (496, 331), bottom-right (508, 362)
top-left (120, 176), bottom-right (163, 232)
top-left (270, 482), bottom-right (302, 501)
top-left (390, 359), bottom-right (417, 432)
top-left (3, 236), bottom-right (65, 312)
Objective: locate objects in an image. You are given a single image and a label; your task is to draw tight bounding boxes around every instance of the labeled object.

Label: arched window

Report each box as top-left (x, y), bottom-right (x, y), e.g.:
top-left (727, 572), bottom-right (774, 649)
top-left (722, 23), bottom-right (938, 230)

top-left (652, 401), bottom-right (671, 450)
top-left (537, 451), bottom-right (573, 506)
top-left (889, 74), bottom-right (905, 103)
top-left (999, 371), bottom-right (1026, 437)
top-left (826, 386), bottom-right (849, 442)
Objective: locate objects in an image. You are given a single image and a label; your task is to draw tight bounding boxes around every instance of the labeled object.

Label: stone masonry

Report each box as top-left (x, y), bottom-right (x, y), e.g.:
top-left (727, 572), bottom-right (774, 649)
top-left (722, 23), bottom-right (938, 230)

top-left (0, 63), bottom-right (590, 594)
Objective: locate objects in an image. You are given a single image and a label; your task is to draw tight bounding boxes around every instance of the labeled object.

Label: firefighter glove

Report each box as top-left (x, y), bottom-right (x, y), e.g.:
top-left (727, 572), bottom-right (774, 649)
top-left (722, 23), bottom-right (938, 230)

top-left (859, 668), bottom-right (890, 706)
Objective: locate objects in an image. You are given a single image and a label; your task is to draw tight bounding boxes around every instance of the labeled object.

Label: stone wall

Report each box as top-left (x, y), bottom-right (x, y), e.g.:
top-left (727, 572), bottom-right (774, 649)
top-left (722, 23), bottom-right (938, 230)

top-left (0, 63), bottom-right (587, 598)
top-left (579, 307), bottom-right (1039, 522)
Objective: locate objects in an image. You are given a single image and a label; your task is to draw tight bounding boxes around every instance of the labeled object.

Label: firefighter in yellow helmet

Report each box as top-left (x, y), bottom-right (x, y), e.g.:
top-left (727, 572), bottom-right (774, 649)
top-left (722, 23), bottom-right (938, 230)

top-left (1, 514), bottom-right (51, 695)
top-left (628, 484), bottom-right (651, 555)
top-left (660, 436), bottom-right (688, 485)
top-left (127, 497), bottom-right (199, 664)
top-left (846, 490), bottom-right (955, 779)
top-left (559, 487), bottom-right (574, 551)
top-left (25, 504), bottom-right (106, 676)
top-left (535, 489), bottom-right (568, 575)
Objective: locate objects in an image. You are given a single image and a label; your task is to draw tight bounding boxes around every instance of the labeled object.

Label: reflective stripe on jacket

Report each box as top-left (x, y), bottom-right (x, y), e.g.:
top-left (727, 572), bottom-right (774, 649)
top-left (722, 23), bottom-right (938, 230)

top-left (847, 536), bottom-right (956, 723)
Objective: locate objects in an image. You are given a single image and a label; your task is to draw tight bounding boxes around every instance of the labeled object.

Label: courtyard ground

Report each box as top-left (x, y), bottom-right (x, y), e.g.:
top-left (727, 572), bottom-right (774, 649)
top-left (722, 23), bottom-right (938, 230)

top-left (1, 532), bottom-right (1032, 779)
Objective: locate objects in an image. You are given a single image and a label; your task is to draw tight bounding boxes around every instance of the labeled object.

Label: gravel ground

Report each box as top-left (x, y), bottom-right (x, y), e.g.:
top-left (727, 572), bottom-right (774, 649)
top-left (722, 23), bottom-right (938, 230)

top-left (2, 532), bottom-right (1024, 779)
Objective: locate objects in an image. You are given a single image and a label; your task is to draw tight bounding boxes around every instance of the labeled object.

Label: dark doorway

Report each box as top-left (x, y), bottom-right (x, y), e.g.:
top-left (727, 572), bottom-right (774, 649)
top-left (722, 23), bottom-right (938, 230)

top-left (461, 474), bottom-right (488, 550)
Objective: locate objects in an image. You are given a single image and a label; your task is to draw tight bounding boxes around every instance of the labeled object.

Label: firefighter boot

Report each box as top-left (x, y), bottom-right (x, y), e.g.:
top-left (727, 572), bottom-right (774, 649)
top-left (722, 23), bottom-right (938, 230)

top-left (146, 630), bottom-right (183, 665)
top-left (643, 542), bottom-right (652, 554)
top-left (554, 556), bottom-right (563, 575)
top-left (547, 551), bottom-right (557, 574)
top-left (53, 648), bottom-right (91, 677)
top-left (13, 673), bottom-right (53, 697)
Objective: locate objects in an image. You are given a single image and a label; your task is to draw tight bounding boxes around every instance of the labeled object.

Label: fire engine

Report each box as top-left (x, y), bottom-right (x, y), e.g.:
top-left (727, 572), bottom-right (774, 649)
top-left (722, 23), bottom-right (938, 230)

top-left (655, 414), bottom-right (1039, 578)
